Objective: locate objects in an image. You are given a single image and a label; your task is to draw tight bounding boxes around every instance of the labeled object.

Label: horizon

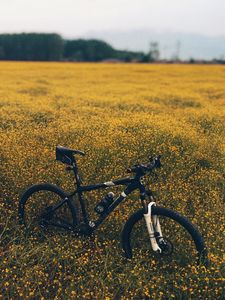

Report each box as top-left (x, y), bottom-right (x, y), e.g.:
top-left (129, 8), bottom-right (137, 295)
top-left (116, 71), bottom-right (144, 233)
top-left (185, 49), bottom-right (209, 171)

top-left (0, 30), bottom-right (224, 60)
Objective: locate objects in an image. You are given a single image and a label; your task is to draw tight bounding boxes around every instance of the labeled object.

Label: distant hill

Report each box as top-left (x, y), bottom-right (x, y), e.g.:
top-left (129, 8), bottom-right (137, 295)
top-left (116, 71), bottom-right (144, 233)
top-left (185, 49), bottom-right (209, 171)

top-left (85, 29), bottom-right (225, 60)
top-left (0, 33), bottom-right (144, 62)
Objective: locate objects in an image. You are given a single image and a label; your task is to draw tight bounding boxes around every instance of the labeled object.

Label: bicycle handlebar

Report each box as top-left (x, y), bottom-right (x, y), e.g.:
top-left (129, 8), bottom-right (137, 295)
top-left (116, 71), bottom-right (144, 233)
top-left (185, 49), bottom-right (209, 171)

top-left (127, 155), bottom-right (162, 175)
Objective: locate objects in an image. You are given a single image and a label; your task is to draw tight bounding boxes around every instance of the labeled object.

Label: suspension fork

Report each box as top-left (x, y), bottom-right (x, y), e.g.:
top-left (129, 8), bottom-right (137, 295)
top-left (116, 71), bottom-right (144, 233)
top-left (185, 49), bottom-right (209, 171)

top-left (143, 202), bottom-right (164, 253)
top-left (139, 183), bottom-right (164, 252)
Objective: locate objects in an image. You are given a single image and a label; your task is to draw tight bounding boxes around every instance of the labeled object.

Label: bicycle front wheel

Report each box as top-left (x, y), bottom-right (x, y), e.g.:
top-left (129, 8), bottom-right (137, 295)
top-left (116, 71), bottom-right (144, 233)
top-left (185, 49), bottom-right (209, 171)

top-left (19, 183), bottom-right (77, 233)
top-left (122, 206), bottom-right (208, 266)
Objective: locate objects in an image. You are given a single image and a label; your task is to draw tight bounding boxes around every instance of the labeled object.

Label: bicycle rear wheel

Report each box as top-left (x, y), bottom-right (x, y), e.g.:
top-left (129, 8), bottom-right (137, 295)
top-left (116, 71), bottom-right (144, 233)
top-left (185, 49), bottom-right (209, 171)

top-left (19, 183), bottom-right (77, 233)
top-left (122, 207), bottom-right (208, 266)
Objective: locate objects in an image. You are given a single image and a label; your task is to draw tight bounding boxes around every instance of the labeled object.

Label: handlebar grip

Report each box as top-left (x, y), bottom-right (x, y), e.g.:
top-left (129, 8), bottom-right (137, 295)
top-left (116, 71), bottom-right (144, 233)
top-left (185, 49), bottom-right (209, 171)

top-left (127, 155), bottom-right (162, 174)
top-left (154, 158), bottom-right (161, 168)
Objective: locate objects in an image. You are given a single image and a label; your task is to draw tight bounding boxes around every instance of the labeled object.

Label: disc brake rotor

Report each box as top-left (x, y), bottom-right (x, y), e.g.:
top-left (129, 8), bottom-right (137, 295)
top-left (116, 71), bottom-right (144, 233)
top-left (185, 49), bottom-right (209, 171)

top-left (157, 237), bottom-right (174, 256)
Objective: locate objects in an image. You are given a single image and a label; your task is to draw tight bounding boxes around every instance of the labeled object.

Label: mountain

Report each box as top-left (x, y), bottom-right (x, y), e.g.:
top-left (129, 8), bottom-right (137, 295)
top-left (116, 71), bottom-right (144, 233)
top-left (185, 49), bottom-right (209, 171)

top-left (85, 29), bottom-right (225, 60)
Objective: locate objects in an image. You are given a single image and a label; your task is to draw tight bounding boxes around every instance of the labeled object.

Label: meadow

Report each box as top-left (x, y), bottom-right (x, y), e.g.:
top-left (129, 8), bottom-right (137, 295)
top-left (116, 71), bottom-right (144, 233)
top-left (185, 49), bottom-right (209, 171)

top-left (0, 62), bottom-right (224, 299)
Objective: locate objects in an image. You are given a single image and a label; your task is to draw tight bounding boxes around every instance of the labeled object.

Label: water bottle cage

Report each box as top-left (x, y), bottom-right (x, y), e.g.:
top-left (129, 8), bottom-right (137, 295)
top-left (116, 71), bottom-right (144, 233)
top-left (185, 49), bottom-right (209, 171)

top-left (94, 192), bottom-right (115, 214)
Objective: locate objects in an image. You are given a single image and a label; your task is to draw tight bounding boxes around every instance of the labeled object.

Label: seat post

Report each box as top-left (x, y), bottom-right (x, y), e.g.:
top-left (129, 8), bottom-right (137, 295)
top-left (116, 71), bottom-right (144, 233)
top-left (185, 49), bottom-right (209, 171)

top-left (72, 157), bottom-right (81, 187)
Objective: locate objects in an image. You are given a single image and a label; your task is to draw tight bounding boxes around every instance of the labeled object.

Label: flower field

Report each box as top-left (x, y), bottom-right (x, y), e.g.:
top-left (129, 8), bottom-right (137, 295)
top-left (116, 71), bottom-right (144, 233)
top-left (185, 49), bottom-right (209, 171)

top-left (0, 62), bottom-right (224, 299)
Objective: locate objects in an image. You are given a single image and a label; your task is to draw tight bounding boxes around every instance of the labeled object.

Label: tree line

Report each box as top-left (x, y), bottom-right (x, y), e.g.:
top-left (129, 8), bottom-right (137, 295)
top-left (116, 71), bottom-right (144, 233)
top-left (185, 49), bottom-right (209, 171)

top-left (0, 33), bottom-right (152, 62)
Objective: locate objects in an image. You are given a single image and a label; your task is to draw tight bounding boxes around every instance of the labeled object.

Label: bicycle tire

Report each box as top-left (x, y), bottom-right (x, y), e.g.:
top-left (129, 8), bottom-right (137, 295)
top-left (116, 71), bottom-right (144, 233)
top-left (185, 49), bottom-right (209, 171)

top-left (121, 206), bottom-right (208, 266)
top-left (18, 183), bottom-right (77, 231)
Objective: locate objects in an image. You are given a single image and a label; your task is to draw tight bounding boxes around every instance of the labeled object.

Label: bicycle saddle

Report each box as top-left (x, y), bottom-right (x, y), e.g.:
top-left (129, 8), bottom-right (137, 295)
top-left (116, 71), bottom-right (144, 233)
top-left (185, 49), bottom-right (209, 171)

top-left (56, 145), bottom-right (85, 165)
top-left (56, 145), bottom-right (85, 156)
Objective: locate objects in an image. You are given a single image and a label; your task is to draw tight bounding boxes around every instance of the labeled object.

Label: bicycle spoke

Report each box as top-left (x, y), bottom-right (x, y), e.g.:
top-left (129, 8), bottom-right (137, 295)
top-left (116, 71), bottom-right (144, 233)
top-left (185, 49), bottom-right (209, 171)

top-left (24, 190), bottom-right (74, 232)
top-left (131, 215), bottom-right (198, 266)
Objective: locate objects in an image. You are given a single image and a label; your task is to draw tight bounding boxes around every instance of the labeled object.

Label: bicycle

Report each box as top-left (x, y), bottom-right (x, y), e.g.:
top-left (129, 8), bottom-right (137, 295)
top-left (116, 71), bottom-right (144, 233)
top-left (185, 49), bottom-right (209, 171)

top-left (19, 145), bottom-right (208, 265)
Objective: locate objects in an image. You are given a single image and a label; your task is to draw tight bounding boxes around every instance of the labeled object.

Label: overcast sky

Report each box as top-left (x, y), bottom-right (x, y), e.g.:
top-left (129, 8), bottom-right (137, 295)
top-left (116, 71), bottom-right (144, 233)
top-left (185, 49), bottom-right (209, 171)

top-left (0, 0), bottom-right (225, 37)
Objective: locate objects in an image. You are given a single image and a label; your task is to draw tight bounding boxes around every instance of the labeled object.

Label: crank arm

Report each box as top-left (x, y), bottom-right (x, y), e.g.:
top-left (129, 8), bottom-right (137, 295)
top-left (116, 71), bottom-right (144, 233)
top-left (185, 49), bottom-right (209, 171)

top-left (40, 218), bottom-right (74, 231)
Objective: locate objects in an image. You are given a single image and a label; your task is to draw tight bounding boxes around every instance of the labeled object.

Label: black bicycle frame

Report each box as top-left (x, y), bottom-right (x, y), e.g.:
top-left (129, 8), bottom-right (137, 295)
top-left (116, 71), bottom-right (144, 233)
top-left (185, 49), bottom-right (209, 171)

top-left (49, 159), bottom-right (148, 234)
top-left (74, 178), bottom-right (144, 228)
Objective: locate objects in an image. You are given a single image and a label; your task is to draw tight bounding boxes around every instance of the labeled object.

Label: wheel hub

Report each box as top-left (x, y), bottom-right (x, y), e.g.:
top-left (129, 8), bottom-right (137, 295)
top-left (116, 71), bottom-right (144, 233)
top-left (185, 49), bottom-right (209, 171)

top-left (157, 237), bottom-right (173, 256)
top-left (39, 206), bottom-right (54, 221)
